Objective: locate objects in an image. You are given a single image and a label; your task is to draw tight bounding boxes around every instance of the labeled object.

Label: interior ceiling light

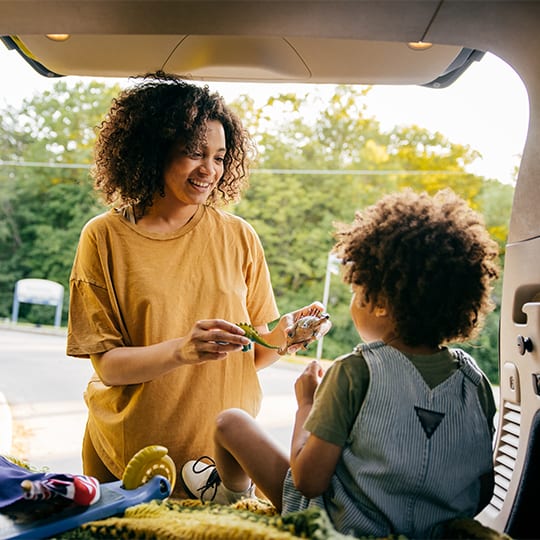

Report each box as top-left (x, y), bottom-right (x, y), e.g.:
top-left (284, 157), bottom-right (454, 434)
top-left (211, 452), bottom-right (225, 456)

top-left (45, 34), bottom-right (71, 42)
top-left (407, 41), bottom-right (433, 51)
top-left (407, 0), bottom-right (440, 52)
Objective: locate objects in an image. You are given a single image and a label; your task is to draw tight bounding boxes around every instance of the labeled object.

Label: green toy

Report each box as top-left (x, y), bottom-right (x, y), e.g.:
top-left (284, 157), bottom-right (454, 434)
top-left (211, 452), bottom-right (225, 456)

top-left (236, 323), bottom-right (280, 352)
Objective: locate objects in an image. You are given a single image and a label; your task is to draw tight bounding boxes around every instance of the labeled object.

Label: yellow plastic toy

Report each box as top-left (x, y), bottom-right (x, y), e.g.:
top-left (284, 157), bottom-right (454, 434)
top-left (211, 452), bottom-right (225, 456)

top-left (122, 445), bottom-right (177, 492)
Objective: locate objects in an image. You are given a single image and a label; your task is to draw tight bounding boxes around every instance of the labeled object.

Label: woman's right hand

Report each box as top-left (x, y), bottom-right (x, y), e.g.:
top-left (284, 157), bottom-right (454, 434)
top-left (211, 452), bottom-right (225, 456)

top-left (176, 319), bottom-right (252, 365)
top-left (92, 319), bottom-right (252, 386)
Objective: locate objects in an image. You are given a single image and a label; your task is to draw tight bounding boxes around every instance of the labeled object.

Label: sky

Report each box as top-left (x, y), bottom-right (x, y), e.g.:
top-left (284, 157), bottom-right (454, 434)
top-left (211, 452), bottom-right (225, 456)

top-left (0, 45), bottom-right (529, 185)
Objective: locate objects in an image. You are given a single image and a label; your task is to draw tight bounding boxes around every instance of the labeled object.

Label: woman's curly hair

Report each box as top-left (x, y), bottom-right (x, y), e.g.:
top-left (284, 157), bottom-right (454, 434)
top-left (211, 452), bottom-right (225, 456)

top-left (92, 72), bottom-right (254, 217)
top-left (333, 189), bottom-right (500, 348)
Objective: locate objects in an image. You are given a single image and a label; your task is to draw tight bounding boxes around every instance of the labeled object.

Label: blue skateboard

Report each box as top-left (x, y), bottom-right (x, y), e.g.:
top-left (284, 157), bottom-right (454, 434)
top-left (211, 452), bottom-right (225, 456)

top-left (0, 475), bottom-right (170, 540)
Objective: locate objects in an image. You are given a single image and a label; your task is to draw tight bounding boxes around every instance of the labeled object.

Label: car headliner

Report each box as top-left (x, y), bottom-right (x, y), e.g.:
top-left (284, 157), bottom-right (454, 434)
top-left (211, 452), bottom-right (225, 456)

top-left (0, 0), bottom-right (539, 240)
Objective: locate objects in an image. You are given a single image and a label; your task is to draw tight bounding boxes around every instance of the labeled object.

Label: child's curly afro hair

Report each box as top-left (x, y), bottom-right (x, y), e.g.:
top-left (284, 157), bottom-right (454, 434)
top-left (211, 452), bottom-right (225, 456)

top-left (333, 188), bottom-right (500, 348)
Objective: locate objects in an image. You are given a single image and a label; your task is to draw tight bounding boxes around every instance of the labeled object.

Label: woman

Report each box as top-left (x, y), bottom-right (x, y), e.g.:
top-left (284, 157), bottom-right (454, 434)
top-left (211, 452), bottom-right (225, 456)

top-left (66, 73), bottom-right (328, 495)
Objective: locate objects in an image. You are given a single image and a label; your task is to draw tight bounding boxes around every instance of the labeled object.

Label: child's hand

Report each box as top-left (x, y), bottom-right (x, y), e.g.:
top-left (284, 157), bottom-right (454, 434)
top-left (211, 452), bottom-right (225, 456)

top-left (294, 360), bottom-right (324, 407)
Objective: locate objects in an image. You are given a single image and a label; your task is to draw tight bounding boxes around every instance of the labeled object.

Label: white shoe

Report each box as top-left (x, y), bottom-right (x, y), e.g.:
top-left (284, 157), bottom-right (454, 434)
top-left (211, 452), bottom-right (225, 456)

top-left (181, 456), bottom-right (255, 504)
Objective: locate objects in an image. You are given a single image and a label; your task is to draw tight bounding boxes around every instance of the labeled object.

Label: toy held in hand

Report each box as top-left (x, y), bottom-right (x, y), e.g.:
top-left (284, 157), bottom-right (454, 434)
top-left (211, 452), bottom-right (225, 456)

top-left (280, 313), bottom-right (331, 354)
top-left (236, 311), bottom-right (330, 354)
top-left (236, 323), bottom-right (280, 352)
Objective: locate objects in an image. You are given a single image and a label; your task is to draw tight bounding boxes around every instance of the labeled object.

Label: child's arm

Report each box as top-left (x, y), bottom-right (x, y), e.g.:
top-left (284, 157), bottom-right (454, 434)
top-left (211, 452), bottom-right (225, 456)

top-left (289, 361), bottom-right (342, 499)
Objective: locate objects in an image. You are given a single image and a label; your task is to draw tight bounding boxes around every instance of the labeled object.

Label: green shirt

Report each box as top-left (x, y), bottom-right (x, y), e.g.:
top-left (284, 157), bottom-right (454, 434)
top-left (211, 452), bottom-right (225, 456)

top-left (305, 347), bottom-right (496, 447)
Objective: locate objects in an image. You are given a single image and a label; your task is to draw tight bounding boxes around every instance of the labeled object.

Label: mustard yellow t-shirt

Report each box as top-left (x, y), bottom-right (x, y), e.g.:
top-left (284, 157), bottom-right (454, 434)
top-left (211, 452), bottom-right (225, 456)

top-left (67, 205), bottom-right (279, 483)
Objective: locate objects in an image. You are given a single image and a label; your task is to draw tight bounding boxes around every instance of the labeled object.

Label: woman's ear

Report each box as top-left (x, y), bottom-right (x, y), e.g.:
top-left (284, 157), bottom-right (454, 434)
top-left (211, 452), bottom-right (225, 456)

top-left (374, 306), bottom-right (388, 318)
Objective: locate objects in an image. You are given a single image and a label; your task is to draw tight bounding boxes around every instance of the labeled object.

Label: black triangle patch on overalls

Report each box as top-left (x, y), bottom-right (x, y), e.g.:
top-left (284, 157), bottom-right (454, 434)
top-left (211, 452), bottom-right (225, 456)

top-left (414, 406), bottom-right (445, 439)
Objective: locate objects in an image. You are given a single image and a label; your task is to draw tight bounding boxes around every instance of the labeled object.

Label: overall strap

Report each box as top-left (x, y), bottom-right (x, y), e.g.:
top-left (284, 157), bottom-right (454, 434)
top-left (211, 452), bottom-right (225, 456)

top-left (451, 348), bottom-right (482, 386)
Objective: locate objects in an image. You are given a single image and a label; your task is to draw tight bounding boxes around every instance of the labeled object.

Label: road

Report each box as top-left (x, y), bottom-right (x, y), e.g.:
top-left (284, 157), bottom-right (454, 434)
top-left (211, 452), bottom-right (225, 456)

top-left (0, 326), bottom-right (302, 474)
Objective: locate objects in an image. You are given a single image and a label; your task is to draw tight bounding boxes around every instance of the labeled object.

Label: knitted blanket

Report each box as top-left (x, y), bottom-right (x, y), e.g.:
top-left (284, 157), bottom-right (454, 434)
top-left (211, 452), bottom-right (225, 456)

top-left (55, 498), bottom-right (510, 540)
top-left (56, 498), bottom-right (381, 540)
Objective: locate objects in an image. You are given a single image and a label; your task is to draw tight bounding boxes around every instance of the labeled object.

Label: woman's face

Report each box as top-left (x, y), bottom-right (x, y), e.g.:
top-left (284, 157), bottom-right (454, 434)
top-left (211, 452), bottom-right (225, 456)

top-left (162, 120), bottom-right (226, 207)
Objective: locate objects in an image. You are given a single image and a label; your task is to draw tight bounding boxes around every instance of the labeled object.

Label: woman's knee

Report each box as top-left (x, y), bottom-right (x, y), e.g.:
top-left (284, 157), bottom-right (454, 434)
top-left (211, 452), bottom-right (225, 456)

top-left (82, 428), bottom-right (118, 483)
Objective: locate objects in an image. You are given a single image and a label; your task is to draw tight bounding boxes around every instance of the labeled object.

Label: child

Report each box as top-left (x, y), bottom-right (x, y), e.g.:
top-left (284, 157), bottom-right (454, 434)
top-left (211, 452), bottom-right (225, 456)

top-left (181, 188), bottom-right (500, 538)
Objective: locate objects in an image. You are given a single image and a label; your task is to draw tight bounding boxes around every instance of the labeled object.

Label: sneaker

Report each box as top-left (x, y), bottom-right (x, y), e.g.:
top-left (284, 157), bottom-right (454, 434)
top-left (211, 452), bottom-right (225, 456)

top-left (181, 456), bottom-right (255, 504)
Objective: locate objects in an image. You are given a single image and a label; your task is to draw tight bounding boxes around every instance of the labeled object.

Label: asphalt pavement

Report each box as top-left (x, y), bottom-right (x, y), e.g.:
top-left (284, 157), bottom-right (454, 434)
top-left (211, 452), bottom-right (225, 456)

top-left (0, 323), bottom-right (306, 474)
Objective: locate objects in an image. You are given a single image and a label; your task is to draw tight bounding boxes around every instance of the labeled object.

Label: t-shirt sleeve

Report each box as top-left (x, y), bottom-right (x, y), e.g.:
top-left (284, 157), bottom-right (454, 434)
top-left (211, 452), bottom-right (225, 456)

top-left (67, 279), bottom-right (126, 358)
top-left (304, 352), bottom-right (370, 447)
top-left (66, 223), bottom-right (126, 358)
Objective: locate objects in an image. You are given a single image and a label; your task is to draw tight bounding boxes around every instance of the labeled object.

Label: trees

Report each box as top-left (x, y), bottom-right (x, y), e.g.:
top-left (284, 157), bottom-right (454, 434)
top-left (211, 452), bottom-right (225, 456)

top-left (0, 81), bottom-right (512, 380)
top-left (0, 81), bottom-right (117, 323)
top-left (231, 86), bottom-right (512, 380)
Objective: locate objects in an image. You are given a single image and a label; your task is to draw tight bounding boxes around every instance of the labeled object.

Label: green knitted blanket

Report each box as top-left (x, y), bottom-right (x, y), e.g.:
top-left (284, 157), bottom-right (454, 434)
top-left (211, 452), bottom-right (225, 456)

top-left (56, 498), bottom-right (359, 539)
top-left (55, 498), bottom-right (510, 540)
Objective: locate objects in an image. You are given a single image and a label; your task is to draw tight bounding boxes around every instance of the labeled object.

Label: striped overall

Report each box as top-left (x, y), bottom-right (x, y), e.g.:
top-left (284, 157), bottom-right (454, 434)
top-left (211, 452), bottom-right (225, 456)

top-left (282, 342), bottom-right (493, 538)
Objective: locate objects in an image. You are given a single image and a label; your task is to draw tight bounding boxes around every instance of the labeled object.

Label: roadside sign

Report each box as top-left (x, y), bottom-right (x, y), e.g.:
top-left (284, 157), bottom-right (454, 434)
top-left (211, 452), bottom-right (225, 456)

top-left (11, 278), bottom-right (64, 327)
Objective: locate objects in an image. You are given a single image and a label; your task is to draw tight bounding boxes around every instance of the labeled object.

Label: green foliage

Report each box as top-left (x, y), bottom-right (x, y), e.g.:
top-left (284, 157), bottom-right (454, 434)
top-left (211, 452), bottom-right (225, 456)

top-left (0, 82), bottom-right (512, 382)
top-left (0, 80), bottom-right (117, 323)
top-left (232, 85), bottom-right (512, 381)
top-left (459, 276), bottom-right (504, 384)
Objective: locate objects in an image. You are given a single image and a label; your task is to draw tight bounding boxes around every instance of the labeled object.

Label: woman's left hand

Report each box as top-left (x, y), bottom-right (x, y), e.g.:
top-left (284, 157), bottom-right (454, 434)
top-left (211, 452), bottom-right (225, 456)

top-left (277, 301), bottom-right (332, 355)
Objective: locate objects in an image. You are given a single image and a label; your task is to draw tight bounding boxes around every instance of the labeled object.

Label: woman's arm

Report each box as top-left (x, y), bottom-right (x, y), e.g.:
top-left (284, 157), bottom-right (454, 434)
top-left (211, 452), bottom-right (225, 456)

top-left (91, 319), bottom-right (251, 386)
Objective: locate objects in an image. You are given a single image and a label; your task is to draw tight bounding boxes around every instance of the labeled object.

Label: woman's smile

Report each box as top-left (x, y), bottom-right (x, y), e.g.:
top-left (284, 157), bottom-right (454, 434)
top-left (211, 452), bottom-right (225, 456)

top-left (162, 119), bottom-right (226, 207)
top-left (188, 177), bottom-right (213, 192)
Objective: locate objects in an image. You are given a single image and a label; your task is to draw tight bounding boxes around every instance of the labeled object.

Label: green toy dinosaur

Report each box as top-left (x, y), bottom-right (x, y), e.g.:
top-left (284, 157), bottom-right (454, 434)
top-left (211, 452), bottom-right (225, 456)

top-left (236, 323), bottom-right (280, 352)
top-left (237, 313), bottom-right (330, 354)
